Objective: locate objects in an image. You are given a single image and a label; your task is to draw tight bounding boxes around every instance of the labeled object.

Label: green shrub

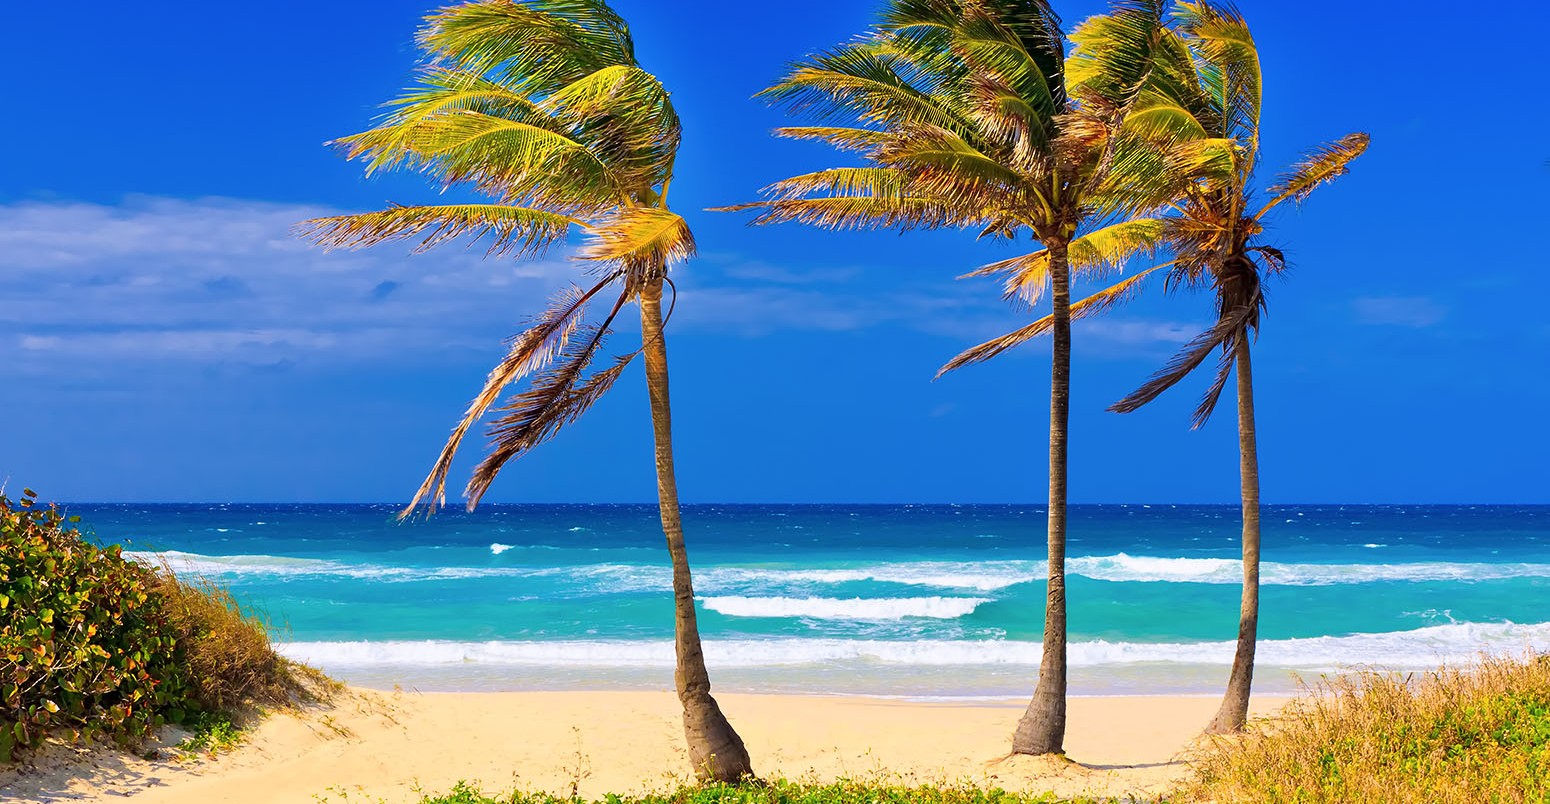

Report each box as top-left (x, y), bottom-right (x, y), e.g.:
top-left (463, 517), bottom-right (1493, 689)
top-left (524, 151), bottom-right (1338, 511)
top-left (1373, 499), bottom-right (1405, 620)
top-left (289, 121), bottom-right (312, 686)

top-left (0, 489), bottom-right (192, 761)
top-left (0, 489), bottom-right (331, 763)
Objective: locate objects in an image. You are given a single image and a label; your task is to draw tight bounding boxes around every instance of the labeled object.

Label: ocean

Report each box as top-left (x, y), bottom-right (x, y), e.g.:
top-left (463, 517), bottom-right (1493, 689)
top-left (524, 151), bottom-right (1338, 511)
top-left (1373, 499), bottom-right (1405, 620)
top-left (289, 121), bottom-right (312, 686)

top-left (69, 503), bottom-right (1550, 699)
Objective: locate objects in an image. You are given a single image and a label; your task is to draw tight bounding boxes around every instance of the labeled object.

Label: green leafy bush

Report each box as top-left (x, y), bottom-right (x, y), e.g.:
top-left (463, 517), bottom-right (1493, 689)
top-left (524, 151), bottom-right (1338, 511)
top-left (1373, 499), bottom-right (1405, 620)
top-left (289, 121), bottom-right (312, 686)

top-left (0, 489), bottom-right (192, 761)
top-left (1, 489), bottom-right (329, 763)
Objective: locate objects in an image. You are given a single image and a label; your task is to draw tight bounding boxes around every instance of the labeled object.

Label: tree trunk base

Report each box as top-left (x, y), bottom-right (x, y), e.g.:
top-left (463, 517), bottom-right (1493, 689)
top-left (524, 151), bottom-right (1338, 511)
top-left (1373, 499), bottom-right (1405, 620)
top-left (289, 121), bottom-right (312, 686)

top-left (1010, 685), bottom-right (1066, 757)
top-left (682, 692), bottom-right (755, 783)
top-left (1203, 701), bottom-right (1248, 735)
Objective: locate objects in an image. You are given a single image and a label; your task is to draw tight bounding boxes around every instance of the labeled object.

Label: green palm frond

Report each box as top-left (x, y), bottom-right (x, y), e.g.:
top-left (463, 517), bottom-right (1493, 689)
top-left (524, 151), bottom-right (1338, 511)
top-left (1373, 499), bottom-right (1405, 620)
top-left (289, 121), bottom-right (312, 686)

top-left (422, 0), bottom-right (636, 96)
top-left (541, 64), bottom-right (680, 181)
top-left (298, 203), bottom-right (576, 256)
top-left (579, 207), bottom-right (695, 269)
top-left (967, 218), bottom-right (1166, 306)
top-left (1067, 0), bottom-right (1167, 107)
top-left (1175, 1), bottom-right (1261, 149)
top-left (761, 40), bottom-right (973, 134)
top-left (1258, 132), bottom-right (1370, 216)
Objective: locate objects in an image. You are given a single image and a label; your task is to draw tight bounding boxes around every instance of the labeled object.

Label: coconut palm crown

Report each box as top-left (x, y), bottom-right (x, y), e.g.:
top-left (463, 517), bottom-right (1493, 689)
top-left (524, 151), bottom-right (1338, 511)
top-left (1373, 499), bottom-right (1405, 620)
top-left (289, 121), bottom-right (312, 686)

top-left (722, 0), bottom-right (1224, 756)
top-left (297, 0), bottom-right (754, 781)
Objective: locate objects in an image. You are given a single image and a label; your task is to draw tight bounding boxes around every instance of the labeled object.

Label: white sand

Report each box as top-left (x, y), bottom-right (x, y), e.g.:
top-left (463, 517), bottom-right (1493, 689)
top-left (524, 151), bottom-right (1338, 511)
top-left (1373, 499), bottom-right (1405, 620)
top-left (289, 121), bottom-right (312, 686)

top-left (0, 689), bottom-right (1288, 803)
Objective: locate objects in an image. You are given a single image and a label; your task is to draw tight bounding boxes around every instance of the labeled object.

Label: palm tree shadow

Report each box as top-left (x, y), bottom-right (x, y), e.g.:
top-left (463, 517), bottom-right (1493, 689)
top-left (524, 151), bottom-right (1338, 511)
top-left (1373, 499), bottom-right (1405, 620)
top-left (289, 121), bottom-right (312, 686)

top-left (1078, 759), bottom-right (1181, 771)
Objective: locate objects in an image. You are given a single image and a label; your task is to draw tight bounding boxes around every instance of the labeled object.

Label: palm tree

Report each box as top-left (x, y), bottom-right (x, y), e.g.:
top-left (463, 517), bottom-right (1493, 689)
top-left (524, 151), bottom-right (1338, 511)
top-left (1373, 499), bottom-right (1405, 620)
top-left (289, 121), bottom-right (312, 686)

top-left (723, 0), bottom-right (1192, 756)
top-left (1088, 1), bottom-right (1369, 733)
top-left (298, 0), bottom-right (753, 781)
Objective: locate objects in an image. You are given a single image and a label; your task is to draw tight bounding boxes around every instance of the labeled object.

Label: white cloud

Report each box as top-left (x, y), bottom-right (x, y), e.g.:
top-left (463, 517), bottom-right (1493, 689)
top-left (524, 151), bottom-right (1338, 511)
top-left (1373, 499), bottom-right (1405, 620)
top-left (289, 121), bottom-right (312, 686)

top-left (0, 196), bottom-right (576, 365)
top-left (0, 196), bottom-right (1199, 369)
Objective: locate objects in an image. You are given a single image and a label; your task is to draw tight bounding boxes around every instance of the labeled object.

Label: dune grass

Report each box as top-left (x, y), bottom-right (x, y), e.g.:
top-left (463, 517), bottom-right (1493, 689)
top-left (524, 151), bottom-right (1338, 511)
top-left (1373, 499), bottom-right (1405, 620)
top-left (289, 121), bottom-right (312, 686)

top-left (149, 564), bottom-right (337, 716)
top-left (1182, 653), bottom-right (1550, 803)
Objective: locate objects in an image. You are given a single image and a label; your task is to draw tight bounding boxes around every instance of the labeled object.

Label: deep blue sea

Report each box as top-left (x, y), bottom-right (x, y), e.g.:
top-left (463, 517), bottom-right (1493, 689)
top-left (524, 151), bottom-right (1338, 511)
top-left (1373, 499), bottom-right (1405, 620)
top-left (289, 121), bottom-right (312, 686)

top-left (67, 503), bottom-right (1550, 698)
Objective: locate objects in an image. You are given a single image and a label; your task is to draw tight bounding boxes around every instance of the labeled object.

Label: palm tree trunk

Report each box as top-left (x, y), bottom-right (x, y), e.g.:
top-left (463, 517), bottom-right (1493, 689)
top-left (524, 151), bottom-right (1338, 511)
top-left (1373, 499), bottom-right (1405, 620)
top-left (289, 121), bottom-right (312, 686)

top-left (1012, 240), bottom-right (1071, 756)
top-left (1206, 335), bottom-right (1261, 734)
top-left (638, 278), bottom-right (755, 782)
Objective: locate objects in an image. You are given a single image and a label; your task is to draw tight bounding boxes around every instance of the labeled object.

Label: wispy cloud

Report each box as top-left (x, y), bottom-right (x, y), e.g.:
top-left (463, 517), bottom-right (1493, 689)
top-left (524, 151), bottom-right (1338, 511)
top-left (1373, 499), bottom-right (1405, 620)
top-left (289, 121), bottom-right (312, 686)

top-left (1352, 296), bottom-right (1448, 328)
top-left (1, 196), bottom-right (1199, 370)
top-left (0, 196), bottom-right (574, 366)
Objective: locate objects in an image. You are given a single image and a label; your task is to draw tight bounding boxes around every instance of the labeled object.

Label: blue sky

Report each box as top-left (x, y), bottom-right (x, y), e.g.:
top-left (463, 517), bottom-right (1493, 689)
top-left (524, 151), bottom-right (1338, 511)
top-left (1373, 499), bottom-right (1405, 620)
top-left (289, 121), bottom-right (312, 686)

top-left (2, 0), bottom-right (1546, 504)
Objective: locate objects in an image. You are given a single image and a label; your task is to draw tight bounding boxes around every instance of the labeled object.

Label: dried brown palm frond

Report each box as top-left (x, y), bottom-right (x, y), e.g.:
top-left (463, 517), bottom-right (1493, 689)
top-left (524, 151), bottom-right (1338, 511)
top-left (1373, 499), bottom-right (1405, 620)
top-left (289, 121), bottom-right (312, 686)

top-left (404, 276), bottom-right (619, 514)
top-left (938, 264), bottom-right (1163, 376)
top-left (1258, 132), bottom-right (1371, 215)
top-left (1108, 299), bottom-right (1256, 421)
top-left (298, 203), bottom-right (576, 257)
top-left (465, 289), bottom-right (636, 508)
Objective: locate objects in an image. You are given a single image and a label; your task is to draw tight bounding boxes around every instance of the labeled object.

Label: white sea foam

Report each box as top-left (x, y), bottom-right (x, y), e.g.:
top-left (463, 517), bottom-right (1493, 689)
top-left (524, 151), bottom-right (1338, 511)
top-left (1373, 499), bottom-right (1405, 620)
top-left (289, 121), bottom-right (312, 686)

top-left (1067, 554), bottom-right (1550, 586)
top-left (130, 550), bottom-right (1550, 590)
top-left (277, 620), bottom-right (1550, 671)
top-left (699, 563), bottom-right (1039, 592)
top-left (700, 596), bottom-right (990, 620)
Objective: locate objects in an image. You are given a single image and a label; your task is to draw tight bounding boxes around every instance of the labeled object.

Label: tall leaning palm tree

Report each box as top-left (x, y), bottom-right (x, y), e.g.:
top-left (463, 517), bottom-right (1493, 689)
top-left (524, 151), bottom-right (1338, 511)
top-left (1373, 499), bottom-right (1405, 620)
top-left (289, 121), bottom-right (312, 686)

top-left (1086, 1), bottom-right (1369, 733)
top-left (725, 0), bottom-right (1195, 756)
top-left (298, 0), bottom-right (753, 781)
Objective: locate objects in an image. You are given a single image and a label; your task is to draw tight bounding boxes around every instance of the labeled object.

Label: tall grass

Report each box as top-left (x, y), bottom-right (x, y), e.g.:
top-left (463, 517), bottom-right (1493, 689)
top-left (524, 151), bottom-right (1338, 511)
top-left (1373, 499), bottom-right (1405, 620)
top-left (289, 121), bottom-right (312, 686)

top-left (149, 569), bottom-right (334, 714)
top-left (1183, 653), bottom-right (1550, 803)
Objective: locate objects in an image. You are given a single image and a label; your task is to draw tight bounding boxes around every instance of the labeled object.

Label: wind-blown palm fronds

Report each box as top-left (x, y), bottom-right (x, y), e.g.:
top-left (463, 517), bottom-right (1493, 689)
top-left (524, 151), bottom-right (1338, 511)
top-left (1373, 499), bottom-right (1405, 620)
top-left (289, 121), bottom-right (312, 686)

top-left (1095, 0), bottom-right (1369, 734)
top-left (297, 0), bottom-right (753, 783)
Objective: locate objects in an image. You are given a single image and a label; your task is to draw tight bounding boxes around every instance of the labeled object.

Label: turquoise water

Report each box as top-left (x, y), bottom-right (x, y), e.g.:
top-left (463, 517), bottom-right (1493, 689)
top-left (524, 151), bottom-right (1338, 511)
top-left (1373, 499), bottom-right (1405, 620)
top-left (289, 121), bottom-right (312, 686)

top-left (71, 503), bottom-right (1550, 698)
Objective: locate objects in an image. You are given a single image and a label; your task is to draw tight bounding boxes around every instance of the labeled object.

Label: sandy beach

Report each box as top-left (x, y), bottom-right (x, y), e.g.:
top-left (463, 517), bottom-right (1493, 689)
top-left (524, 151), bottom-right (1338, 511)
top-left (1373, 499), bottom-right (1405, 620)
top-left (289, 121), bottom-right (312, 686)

top-left (0, 689), bottom-right (1289, 803)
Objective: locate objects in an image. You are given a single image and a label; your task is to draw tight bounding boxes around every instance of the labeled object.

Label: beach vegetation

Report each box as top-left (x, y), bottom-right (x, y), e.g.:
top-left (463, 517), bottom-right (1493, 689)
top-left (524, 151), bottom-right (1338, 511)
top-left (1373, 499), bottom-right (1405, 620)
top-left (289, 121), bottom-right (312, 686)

top-left (0, 489), bottom-right (329, 763)
top-left (412, 780), bottom-right (1098, 804)
top-left (722, 0), bottom-right (1205, 756)
top-left (175, 710), bottom-right (245, 757)
top-left (1182, 654), bottom-right (1550, 802)
top-left (298, 0), bottom-right (753, 782)
top-left (1091, 1), bottom-right (1368, 733)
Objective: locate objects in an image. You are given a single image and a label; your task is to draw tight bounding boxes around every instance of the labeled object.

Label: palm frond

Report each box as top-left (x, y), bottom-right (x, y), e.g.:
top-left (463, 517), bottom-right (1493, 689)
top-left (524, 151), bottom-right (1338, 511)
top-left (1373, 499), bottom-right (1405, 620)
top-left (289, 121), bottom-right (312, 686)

top-left (964, 218), bottom-right (1165, 307)
top-left (421, 0), bottom-right (636, 97)
top-left (761, 40), bottom-right (973, 134)
top-left (938, 265), bottom-right (1160, 376)
top-left (464, 290), bottom-right (637, 508)
top-left (578, 207), bottom-right (695, 270)
top-left (1176, 1), bottom-right (1261, 148)
top-left (1108, 301), bottom-right (1253, 416)
top-left (403, 277), bottom-right (619, 515)
top-left (717, 167), bottom-right (971, 231)
top-left (771, 126), bottom-right (894, 155)
top-left (541, 64), bottom-right (681, 183)
top-left (297, 203), bottom-right (575, 256)
top-left (1257, 132), bottom-right (1370, 216)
